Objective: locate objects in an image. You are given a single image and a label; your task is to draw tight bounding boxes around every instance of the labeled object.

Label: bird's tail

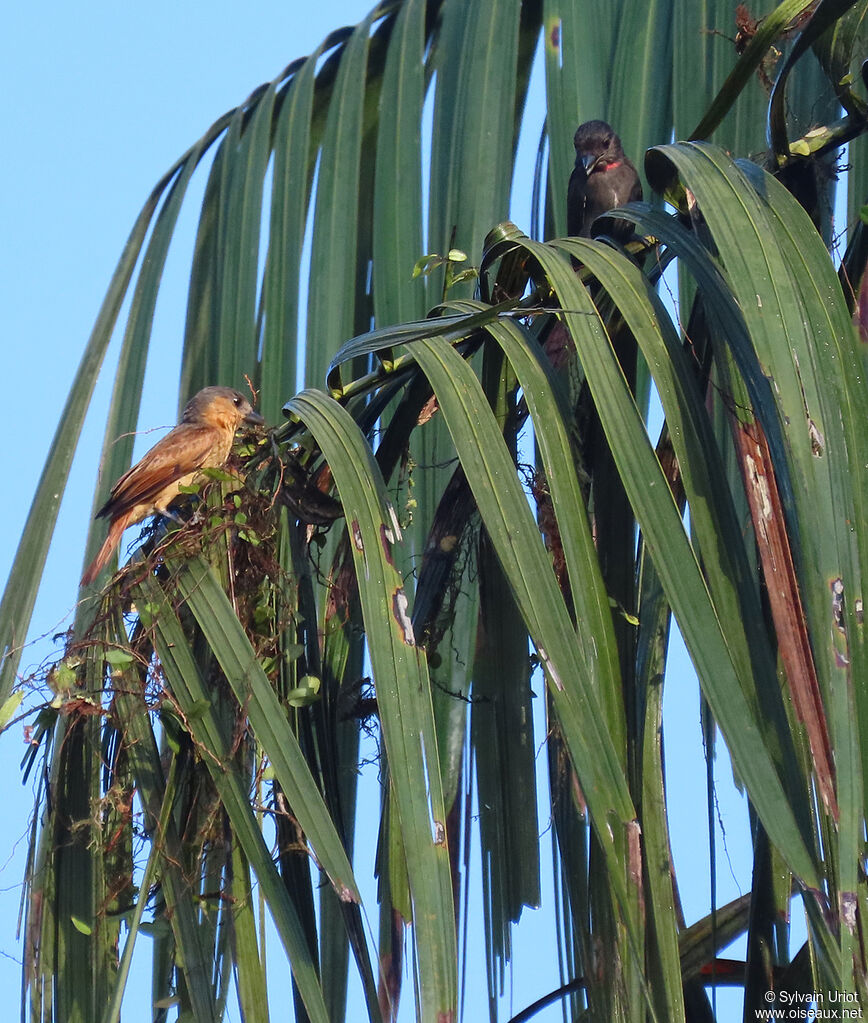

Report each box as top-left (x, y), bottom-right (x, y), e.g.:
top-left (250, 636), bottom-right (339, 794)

top-left (80, 516), bottom-right (129, 587)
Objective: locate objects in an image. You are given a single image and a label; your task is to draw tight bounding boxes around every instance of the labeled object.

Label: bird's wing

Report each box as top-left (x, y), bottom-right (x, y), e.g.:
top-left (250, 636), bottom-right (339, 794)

top-left (567, 166), bottom-right (587, 238)
top-left (98, 424), bottom-right (219, 518)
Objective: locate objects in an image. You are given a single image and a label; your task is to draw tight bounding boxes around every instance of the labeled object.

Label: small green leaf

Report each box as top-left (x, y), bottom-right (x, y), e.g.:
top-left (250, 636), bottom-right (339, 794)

top-left (137, 601), bottom-right (161, 626)
top-left (49, 661), bottom-right (78, 694)
top-left (608, 597), bottom-right (640, 627)
top-left (286, 675), bottom-right (321, 706)
top-left (412, 253), bottom-right (445, 278)
top-left (185, 699), bottom-right (212, 720)
top-left (450, 268), bottom-right (479, 286)
top-left (159, 702), bottom-right (185, 751)
top-left (70, 915), bottom-right (92, 935)
top-left (163, 731), bottom-right (181, 754)
top-left (199, 467), bottom-right (235, 482)
top-left (105, 648), bottom-right (135, 667)
top-left (252, 603), bottom-right (272, 628)
top-left (0, 690), bottom-right (24, 731)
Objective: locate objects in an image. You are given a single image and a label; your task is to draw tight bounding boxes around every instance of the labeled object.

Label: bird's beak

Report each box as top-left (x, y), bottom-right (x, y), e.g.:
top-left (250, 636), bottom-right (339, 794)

top-left (244, 409), bottom-right (266, 425)
top-left (581, 152), bottom-right (603, 175)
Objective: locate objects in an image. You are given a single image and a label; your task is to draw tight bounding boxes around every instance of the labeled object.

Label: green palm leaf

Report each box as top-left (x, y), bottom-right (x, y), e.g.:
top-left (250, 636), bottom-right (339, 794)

top-left (7, 1), bottom-right (868, 1019)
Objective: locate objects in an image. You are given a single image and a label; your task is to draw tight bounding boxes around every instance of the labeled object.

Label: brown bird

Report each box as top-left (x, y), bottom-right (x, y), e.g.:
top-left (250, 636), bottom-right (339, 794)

top-left (567, 120), bottom-right (642, 242)
top-left (81, 386), bottom-right (264, 586)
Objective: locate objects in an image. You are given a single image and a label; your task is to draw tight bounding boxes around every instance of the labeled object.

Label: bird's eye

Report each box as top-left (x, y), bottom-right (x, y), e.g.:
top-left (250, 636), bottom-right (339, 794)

top-left (604, 135), bottom-right (613, 146)
top-left (233, 396), bottom-right (242, 407)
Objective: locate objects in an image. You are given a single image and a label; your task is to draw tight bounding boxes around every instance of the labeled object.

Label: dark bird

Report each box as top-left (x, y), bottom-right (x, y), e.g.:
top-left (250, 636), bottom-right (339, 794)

top-left (567, 120), bottom-right (642, 242)
top-left (81, 386), bottom-right (264, 586)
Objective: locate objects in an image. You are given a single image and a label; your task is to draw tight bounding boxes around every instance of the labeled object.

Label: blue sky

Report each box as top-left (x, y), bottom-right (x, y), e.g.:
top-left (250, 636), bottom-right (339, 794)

top-left (2, 4), bottom-right (760, 1020)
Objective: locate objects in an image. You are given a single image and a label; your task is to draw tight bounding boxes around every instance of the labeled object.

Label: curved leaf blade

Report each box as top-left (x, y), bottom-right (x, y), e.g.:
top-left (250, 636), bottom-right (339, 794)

top-left (285, 387), bottom-right (458, 1023)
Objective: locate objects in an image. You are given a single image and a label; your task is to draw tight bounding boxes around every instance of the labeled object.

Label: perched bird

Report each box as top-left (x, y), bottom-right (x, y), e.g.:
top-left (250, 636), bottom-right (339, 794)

top-left (81, 386), bottom-right (264, 586)
top-left (567, 120), bottom-right (642, 242)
